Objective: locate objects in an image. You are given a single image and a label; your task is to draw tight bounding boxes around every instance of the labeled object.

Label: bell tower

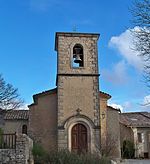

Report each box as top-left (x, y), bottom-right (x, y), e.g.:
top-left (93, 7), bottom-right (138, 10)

top-left (55, 32), bottom-right (100, 153)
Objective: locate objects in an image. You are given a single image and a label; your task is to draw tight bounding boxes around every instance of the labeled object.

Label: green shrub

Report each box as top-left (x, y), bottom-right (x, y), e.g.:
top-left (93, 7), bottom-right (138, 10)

top-left (32, 143), bottom-right (48, 164)
top-left (32, 146), bottom-right (111, 164)
top-left (45, 149), bottom-right (111, 164)
top-left (122, 140), bottom-right (135, 159)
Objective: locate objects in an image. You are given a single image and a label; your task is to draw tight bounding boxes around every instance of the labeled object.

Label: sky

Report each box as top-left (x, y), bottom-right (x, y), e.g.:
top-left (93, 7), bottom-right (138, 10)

top-left (0, 0), bottom-right (149, 112)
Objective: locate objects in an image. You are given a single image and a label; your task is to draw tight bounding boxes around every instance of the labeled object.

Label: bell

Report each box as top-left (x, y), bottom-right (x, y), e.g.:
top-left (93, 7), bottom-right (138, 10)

top-left (74, 47), bottom-right (82, 63)
top-left (74, 54), bottom-right (82, 63)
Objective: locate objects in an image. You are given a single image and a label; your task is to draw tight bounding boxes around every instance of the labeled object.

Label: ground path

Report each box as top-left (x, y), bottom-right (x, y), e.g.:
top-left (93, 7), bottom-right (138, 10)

top-left (120, 159), bottom-right (150, 164)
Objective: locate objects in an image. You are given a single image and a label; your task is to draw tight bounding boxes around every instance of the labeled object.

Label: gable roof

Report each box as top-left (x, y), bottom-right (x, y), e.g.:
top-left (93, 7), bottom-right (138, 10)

top-left (99, 91), bottom-right (111, 99)
top-left (33, 88), bottom-right (57, 100)
top-left (120, 112), bottom-right (150, 127)
top-left (28, 88), bottom-right (111, 107)
top-left (28, 88), bottom-right (57, 107)
top-left (4, 110), bottom-right (29, 120)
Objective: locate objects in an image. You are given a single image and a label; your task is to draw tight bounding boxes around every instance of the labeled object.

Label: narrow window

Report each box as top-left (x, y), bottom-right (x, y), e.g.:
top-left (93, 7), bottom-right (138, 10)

top-left (22, 125), bottom-right (27, 134)
top-left (72, 44), bottom-right (84, 68)
top-left (137, 133), bottom-right (142, 143)
top-left (148, 133), bottom-right (150, 142)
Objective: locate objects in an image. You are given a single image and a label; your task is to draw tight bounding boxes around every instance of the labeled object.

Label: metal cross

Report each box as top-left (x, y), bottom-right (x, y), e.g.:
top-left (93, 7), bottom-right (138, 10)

top-left (73, 25), bottom-right (77, 32)
top-left (76, 108), bottom-right (82, 115)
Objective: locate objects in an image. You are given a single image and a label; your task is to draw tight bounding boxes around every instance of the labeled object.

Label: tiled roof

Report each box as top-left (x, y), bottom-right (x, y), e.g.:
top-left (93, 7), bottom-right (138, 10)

top-left (31, 89), bottom-right (109, 99)
top-left (4, 110), bottom-right (29, 120)
top-left (29, 88), bottom-right (111, 107)
top-left (28, 88), bottom-right (57, 107)
top-left (140, 112), bottom-right (150, 119)
top-left (120, 112), bottom-right (150, 127)
top-left (33, 88), bottom-right (57, 98)
top-left (99, 91), bottom-right (111, 99)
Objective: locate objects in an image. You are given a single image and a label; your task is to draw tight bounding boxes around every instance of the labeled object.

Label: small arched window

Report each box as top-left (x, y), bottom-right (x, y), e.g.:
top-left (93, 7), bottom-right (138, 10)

top-left (72, 44), bottom-right (84, 68)
top-left (22, 124), bottom-right (27, 134)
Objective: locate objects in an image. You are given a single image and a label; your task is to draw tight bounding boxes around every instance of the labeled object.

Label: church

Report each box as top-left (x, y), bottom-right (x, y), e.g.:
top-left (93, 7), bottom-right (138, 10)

top-left (28, 32), bottom-right (121, 157)
top-left (1, 32), bottom-right (150, 160)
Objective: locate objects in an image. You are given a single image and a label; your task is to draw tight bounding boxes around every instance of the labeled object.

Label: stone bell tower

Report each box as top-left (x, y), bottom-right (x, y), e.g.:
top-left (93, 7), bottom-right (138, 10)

top-left (55, 32), bottom-right (100, 153)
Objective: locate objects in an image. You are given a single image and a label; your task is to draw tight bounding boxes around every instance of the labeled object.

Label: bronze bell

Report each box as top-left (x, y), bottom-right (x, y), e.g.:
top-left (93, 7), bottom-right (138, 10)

top-left (74, 47), bottom-right (82, 63)
top-left (74, 54), bottom-right (82, 63)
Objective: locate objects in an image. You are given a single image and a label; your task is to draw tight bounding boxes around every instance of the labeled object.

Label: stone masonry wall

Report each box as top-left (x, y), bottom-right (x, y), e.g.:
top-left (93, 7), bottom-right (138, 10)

top-left (29, 92), bottom-right (57, 152)
top-left (57, 34), bottom-right (100, 127)
top-left (56, 33), bottom-right (100, 152)
top-left (0, 134), bottom-right (33, 164)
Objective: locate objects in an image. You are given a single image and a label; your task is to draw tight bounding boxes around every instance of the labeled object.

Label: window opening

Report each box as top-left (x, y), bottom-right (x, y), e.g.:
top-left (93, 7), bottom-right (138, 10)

top-left (22, 125), bottom-right (27, 134)
top-left (137, 133), bottom-right (142, 143)
top-left (72, 44), bottom-right (84, 68)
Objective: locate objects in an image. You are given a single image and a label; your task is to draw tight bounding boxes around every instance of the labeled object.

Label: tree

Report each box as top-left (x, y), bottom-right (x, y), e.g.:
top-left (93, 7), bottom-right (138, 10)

top-left (101, 132), bottom-right (118, 157)
top-left (0, 74), bottom-right (23, 110)
top-left (121, 140), bottom-right (135, 159)
top-left (130, 0), bottom-right (150, 89)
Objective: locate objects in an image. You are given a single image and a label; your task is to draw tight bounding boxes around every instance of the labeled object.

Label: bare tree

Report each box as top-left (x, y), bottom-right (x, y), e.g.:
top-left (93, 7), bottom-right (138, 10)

top-left (101, 133), bottom-right (118, 157)
top-left (130, 0), bottom-right (150, 89)
top-left (0, 74), bottom-right (23, 110)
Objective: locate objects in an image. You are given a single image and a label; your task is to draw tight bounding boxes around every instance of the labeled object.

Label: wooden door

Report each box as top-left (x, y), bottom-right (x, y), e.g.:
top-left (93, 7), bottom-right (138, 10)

top-left (71, 123), bottom-right (88, 154)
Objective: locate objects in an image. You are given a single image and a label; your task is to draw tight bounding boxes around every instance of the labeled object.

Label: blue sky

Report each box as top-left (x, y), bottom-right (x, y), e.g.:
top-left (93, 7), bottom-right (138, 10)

top-left (0, 0), bottom-right (149, 112)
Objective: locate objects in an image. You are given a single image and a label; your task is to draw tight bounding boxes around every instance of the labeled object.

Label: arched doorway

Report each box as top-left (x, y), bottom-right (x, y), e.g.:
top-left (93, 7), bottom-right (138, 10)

top-left (71, 123), bottom-right (87, 154)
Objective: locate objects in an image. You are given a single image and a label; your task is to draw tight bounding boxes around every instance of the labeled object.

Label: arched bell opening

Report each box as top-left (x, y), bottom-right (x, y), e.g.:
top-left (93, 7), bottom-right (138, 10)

top-left (73, 44), bottom-right (84, 67)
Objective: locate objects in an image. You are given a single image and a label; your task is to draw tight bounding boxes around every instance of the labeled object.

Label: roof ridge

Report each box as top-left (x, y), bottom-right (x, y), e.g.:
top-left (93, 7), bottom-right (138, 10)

top-left (99, 91), bottom-right (111, 99)
top-left (121, 112), bottom-right (149, 114)
top-left (140, 113), bottom-right (150, 119)
top-left (33, 88), bottom-right (57, 97)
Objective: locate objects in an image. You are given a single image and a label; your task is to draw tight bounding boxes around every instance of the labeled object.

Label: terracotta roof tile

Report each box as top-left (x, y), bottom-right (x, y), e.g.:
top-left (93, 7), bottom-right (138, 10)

top-left (99, 91), bottom-right (111, 99)
top-left (120, 112), bottom-right (150, 127)
top-left (4, 110), bottom-right (29, 120)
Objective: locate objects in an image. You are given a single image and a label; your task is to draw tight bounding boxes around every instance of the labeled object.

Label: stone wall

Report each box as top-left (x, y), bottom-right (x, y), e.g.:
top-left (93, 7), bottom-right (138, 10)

top-left (0, 134), bottom-right (33, 164)
top-left (132, 127), bottom-right (150, 158)
top-left (107, 108), bottom-right (121, 159)
top-left (100, 97), bottom-right (108, 148)
top-left (4, 120), bottom-right (28, 134)
top-left (29, 90), bottom-right (57, 152)
top-left (120, 123), bottom-right (134, 147)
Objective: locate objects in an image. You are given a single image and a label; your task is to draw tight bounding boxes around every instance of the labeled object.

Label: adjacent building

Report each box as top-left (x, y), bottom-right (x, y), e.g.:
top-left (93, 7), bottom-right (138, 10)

top-left (120, 112), bottom-right (150, 158)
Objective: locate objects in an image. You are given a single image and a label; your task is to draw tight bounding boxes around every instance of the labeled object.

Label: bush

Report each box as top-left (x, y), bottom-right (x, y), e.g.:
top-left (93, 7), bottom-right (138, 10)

top-left (32, 143), bottom-right (48, 164)
top-left (122, 140), bottom-right (135, 159)
top-left (32, 145), bottom-right (111, 164)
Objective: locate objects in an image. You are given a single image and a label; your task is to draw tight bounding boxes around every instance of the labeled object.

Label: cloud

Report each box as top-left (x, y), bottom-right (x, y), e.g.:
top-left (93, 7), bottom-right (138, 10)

top-left (143, 95), bottom-right (150, 106)
top-left (108, 103), bottom-right (123, 112)
top-left (102, 60), bottom-right (129, 85)
top-left (30, 0), bottom-right (61, 11)
top-left (122, 101), bottom-right (133, 112)
top-left (109, 27), bottom-right (144, 71)
top-left (19, 104), bottom-right (29, 110)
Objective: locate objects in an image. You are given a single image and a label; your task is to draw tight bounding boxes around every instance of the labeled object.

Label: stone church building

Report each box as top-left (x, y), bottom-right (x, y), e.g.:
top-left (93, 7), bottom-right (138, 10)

top-left (1, 32), bottom-right (150, 159)
top-left (28, 32), bottom-right (120, 157)
top-left (0, 32), bottom-right (121, 158)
